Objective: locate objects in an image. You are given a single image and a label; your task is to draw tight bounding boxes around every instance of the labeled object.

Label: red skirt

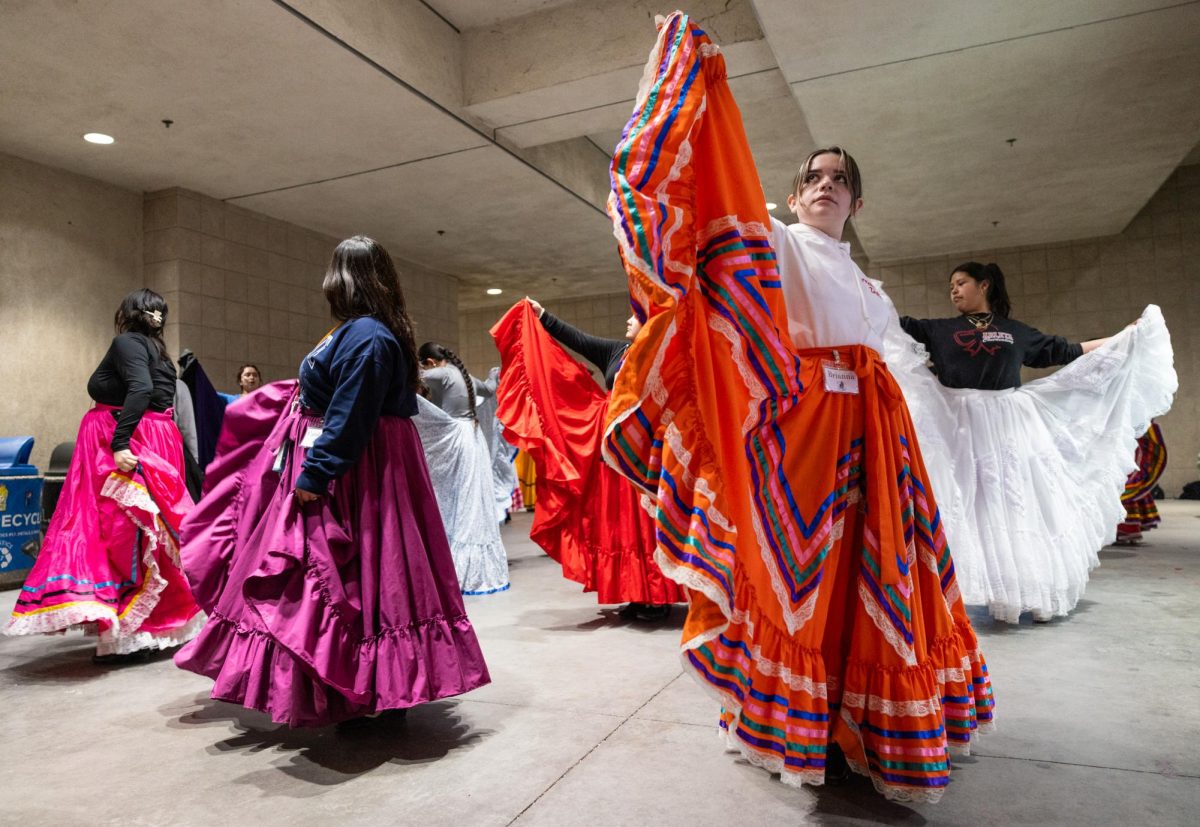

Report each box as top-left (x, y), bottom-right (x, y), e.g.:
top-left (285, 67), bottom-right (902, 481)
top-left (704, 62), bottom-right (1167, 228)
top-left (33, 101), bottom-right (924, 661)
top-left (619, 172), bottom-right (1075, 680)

top-left (491, 302), bottom-right (684, 605)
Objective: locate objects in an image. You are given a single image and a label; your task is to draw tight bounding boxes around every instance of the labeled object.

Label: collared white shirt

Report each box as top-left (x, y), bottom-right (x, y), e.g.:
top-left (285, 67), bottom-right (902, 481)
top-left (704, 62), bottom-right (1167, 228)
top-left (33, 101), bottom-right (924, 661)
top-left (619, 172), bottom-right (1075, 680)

top-left (769, 217), bottom-right (893, 352)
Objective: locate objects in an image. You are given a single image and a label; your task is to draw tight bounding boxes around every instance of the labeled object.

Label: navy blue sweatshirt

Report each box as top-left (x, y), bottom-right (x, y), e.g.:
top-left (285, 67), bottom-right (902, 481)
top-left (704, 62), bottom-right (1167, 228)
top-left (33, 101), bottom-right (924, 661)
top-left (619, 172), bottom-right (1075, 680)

top-left (899, 315), bottom-right (1083, 390)
top-left (295, 317), bottom-right (416, 493)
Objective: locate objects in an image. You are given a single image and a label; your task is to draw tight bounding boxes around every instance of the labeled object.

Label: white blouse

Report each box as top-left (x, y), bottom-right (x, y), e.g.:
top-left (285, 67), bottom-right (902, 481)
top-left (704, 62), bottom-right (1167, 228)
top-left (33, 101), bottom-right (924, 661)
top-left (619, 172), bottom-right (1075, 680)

top-left (769, 217), bottom-right (893, 352)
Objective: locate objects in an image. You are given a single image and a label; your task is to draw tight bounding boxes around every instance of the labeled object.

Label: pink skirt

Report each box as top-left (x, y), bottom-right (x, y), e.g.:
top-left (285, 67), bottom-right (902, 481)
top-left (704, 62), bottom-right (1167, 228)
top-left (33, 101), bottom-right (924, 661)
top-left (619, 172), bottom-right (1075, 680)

top-left (174, 380), bottom-right (491, 727)
top-left (6, 405), bottom-right (203, 654)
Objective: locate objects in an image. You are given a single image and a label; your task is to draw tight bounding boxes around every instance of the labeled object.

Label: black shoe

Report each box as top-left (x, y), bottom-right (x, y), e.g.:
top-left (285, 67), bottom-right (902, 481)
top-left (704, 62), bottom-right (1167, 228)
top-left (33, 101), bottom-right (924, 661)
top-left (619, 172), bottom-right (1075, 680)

top-left (634, 604), bottom-right (672, 622)
top-left (825, 743), bottom-right (852, 785)
top-left (618, 602), bottom-right (643, 619)
top-left (92, 650), bottom-right (152, 666)
top-left (336, 708), bottom-right (409, 731)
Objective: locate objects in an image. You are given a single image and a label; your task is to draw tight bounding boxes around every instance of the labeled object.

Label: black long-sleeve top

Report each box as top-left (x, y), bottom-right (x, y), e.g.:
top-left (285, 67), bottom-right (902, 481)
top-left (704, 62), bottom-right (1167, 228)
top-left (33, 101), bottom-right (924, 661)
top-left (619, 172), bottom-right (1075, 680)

top-left (540, 311), bottom-right (628, 391)
top-left (899, 315), bottom-right (1083, 390)
top-left (296, 316), bottom-right (417, 493)
top-left (86, 332), bottom-right (178, 452)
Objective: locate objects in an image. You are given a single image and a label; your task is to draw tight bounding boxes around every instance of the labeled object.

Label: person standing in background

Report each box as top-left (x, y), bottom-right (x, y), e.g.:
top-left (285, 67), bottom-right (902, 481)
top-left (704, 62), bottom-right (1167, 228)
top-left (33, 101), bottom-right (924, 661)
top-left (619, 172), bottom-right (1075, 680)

top-left (218, 363), bottom-right (263, 405)
top-left (492, 298), bottom-right (683, 620)
top-left (414, 342), bottom-right (511, 596)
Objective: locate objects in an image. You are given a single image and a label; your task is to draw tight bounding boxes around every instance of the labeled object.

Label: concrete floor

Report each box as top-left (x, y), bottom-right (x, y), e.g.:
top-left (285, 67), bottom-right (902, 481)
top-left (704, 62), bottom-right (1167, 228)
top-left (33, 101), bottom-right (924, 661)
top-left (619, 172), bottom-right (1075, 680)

top-left (2, 503), bottom-right (1198, 826)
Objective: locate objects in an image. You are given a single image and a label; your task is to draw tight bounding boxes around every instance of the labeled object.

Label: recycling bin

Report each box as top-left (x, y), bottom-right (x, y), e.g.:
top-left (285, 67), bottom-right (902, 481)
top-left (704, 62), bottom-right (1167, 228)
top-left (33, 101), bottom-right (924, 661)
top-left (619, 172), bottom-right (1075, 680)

top-left (0, 436), bottom-right (42, 588)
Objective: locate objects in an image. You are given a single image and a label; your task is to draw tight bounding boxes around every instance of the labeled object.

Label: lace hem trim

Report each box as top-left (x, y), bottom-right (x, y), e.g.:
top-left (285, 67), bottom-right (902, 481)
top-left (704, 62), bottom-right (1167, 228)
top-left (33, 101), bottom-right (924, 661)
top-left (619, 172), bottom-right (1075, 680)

top-left (858, 580), bottom-right (918, 666)
top-left (841, 691), bottom-right (942, 718)
top-left (96, 610), bottom-right (206, 655)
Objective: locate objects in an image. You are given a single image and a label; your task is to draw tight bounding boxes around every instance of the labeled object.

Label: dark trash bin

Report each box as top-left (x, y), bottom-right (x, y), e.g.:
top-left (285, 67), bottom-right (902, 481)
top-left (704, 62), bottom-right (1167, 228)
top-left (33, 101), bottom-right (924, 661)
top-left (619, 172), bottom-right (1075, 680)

top-left (40, 441), bottom-right (75, 526)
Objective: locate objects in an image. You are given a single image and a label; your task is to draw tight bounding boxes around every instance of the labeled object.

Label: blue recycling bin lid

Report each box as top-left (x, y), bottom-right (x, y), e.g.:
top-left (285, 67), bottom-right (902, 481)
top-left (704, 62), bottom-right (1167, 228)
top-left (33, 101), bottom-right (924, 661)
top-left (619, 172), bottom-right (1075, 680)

top-left (0, 436), bottom-right (37, 475)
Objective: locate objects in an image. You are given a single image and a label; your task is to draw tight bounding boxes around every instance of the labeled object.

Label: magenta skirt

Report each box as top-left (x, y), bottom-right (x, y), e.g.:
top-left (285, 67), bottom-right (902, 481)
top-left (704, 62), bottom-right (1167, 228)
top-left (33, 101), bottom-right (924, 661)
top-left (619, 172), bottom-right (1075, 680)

top-left (174, 380), bottom-right (491, 727)
top-left (6, 406), bottom-right (203, 654)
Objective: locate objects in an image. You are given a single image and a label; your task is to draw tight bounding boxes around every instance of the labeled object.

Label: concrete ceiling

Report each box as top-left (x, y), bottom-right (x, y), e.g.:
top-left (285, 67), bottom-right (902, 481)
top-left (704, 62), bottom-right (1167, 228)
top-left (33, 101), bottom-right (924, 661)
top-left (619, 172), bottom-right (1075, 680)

top-left (755, 0), bottom-right (1200, 261)
top-left (425, 0), bottom-right (582, 31)
top-left (1, 0), bottom-right (1197, 309)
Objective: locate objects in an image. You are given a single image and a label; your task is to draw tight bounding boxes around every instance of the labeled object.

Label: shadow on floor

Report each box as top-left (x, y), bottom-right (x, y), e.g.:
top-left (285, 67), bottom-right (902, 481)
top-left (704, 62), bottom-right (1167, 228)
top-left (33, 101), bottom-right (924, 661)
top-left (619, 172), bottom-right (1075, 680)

top-left (3, 648), bottom-right (106, 684)
top-left (165, 694), bottom-right (491, 791)
top-left (808, 774), bottom-right (930, 825)
top-left (808, 755), bottom-right (985, 824)
top-left (968, 598), bottom-right (1098, 637)
top-left (1099, 549), bottom-right (1140, 560)
top-left (521, 605), bottom-right (686, 634)
top-left (2, 640), bottom-right (179, 685)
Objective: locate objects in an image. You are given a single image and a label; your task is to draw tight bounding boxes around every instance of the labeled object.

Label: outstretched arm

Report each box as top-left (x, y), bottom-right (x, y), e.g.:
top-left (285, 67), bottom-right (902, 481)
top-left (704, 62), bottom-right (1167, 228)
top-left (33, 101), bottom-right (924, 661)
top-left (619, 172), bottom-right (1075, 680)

top-left (526, 297), bottom-right (625, 373)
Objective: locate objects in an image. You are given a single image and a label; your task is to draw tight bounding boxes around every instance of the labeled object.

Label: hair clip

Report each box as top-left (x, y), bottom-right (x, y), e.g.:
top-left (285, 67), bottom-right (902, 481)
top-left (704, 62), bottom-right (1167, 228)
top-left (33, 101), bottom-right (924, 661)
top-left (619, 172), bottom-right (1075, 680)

top-left (144, 309), bottom-right (164, 328)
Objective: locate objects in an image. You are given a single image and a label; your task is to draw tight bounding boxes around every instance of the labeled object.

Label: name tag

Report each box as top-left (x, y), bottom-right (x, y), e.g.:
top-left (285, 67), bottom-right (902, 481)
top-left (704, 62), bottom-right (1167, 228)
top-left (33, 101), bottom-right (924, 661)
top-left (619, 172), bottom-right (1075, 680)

top-left (823, 364), bottom-right (859, 395)
top-left (272, 442), bottom-right (288, 473)
top-left (300, 426), bottom-right (324, 449)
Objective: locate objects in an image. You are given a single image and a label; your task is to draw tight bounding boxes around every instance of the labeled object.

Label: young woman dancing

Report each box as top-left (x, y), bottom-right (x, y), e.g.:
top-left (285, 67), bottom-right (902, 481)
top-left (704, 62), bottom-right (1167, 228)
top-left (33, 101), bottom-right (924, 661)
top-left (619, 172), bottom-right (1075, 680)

top-left (174, 237), bottom-right (490, 727)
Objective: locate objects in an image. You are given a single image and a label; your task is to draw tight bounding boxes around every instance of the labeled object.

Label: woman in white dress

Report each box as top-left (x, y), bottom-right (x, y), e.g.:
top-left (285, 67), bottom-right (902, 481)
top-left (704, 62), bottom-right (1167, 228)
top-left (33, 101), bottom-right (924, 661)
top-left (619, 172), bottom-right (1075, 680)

top-left (416, 343), bottom-right (510, 595)
top-left (889, 263), bottom-right (1176, 622)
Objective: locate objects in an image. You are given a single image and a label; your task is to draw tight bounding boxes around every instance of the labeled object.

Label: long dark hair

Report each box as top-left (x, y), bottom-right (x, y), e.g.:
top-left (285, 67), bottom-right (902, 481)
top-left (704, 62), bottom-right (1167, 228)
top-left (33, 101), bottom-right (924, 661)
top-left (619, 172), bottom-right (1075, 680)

top-left (114, 288), bottom-right (169, 360)
top-left (418, 341), bottom-right (477, 423)
top-left (952, 261), bottom-right (1012, 318)
top-left (323, 236), bottom-right (420, 391)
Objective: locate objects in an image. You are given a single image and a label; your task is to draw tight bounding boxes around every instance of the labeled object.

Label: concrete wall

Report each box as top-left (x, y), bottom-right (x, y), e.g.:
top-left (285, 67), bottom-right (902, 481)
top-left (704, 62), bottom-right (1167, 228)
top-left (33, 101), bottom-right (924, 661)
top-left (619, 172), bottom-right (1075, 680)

top-left (459, 292), bottom-right (633, 385)
top-left (0, 160), bottom-right (459, 473)
top-left (143, 189), bottom-right (459, 396)
top-left (875, 165), bottom-right (1199, 496)
top-left (0, 152), bottom-right (143, 470)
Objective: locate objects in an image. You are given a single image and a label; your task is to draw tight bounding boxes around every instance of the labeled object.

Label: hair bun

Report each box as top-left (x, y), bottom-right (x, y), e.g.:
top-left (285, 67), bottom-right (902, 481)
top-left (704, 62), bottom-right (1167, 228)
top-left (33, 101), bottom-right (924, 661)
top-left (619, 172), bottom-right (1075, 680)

top-left (143, 309), bottom-right (164, 329)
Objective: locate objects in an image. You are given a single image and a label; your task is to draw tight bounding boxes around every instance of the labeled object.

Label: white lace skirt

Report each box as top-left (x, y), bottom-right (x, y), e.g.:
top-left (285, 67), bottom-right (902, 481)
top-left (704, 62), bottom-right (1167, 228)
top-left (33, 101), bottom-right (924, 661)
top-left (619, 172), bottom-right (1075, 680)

top-left (490, 439), bottom-right (519, 522)
top-left (477, 396), bottom-right (520, 523)
top-left (413, 397), bottom-right (510, 595)
top-left (889, 305), bottom-right (1177, 622)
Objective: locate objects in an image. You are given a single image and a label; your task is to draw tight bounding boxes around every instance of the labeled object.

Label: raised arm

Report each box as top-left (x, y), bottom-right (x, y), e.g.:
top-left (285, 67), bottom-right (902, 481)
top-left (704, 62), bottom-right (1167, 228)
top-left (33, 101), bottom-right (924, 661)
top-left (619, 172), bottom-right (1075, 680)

top-left (473, 367), bottom-right (499, 399)
top-left (526, 298), bottom-right (625, 373)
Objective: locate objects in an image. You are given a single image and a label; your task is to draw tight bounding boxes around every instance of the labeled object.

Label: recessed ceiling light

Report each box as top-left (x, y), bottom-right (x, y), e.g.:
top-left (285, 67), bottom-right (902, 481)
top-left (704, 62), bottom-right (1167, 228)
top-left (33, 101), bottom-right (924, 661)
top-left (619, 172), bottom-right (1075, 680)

top-left (486, 288), bottom-right (503, 296)
top-left (83, 132), bottom-right (114, 144)
top-left (765, 202), bottom-right (777, 210)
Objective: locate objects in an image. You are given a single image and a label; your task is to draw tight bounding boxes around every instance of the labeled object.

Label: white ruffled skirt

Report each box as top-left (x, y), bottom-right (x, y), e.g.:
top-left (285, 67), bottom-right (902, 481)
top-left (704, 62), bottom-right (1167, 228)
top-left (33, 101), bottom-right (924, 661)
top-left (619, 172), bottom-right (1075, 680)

top-left (888, 305), bottom-right (1177, 622)
top-left (413, 397), bottom-right (510, 595)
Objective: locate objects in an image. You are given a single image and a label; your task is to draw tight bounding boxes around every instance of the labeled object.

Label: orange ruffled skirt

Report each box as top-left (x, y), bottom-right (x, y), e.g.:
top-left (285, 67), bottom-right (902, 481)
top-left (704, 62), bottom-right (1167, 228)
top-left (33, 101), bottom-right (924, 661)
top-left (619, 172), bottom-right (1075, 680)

top-left (670, 347), bottom-right (994, 802)
top-left (602, 13), bottom-right (993, 802)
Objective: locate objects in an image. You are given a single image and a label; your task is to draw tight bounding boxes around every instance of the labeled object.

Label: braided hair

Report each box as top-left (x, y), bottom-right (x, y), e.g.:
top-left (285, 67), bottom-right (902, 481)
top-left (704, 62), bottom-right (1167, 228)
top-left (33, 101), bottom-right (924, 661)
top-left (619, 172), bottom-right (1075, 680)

top-left (418, 342), bottom-right (477, 423)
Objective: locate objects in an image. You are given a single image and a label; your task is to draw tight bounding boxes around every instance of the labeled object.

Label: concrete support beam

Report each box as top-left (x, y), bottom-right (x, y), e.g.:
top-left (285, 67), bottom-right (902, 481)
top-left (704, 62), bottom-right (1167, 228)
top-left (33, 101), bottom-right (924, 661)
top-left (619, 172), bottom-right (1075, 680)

top-left (464, 0), bottom-right (772, 147)
top-left (283, 0), bottom-right (467, 111)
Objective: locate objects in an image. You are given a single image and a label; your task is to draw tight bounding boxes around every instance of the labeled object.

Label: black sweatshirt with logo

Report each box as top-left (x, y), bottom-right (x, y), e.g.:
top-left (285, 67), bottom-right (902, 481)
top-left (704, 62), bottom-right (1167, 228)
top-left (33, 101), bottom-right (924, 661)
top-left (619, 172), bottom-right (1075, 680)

top-left (899, 315), bottom-right (1082, 390)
